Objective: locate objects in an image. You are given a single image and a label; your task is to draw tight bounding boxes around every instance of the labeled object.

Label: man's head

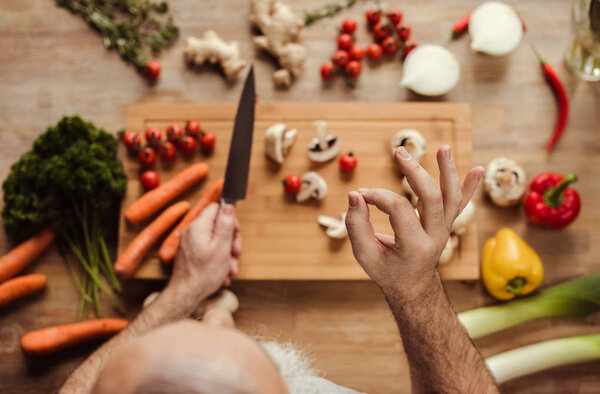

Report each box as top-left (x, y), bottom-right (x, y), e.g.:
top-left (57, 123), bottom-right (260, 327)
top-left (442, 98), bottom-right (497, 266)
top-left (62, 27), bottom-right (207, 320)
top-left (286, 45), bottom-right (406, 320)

top-left (92, 314), bottom-right (288, 394)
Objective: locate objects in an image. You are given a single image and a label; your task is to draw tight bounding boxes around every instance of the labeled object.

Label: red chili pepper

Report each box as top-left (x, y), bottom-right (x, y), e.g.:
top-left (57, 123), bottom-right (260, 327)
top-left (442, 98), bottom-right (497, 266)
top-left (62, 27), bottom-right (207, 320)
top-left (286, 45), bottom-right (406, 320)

top-left (531, 46), bottom-right (569, 152)
top-left (524, 173), bottom-right (580, 229)
top-left (450, 12), bottom-right (471, 39)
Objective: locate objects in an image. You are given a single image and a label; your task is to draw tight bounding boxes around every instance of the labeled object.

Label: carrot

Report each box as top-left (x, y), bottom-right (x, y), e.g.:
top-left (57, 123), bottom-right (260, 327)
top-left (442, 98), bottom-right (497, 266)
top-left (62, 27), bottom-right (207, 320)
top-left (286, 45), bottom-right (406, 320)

top-left (115, 201), bottom-right (190, 278)
top-left (125, 163), bottom-right (208, 224)
top-left (0, 273), bottom-right (47, 307)
top-left (0, 228), bottom-right (54, 283)
top-left (158, 178), bottom-right (224, 263)
top-left (20, 318), bottom-right (128, 356)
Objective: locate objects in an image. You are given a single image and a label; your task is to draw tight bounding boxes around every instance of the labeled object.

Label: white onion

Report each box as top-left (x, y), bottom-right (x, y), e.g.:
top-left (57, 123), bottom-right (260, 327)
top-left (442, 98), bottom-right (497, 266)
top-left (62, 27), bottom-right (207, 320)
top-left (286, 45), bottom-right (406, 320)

top-left (469, 1), bottom-right (523, 56)
top-left (400, 45), bottom-right (460, 96)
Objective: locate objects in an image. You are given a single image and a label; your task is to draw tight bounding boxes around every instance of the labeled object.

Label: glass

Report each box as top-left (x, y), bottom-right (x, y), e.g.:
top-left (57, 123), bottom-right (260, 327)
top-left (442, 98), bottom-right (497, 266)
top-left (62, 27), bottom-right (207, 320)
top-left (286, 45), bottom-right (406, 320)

top-left (565, 0), bottom-right (600, 81)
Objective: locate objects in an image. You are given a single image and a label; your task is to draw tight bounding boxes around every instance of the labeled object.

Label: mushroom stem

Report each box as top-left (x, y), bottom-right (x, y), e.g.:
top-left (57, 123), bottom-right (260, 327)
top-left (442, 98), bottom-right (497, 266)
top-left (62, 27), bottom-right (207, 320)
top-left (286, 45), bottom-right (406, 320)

top-left (316, 120), bottom-right (328, 150)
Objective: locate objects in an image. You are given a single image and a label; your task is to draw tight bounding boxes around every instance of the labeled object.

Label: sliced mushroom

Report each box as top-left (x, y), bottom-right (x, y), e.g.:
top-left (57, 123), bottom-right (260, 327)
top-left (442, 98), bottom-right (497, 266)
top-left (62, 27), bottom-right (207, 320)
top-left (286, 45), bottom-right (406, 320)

top-left (264, 123), bottom-right (297, 164)
top-left (439, 235), bottom-right (459, 264)
top-left (296, 172), bottom-right (327, 202)
top-left (452, 200), bottom-right (475, 235)
top-left (484, 157), bottom-right (527, 207)
top-left (307, 120), bottom-right (340, 162)
top-left (318, 213), bottom-right (347, 239)
top-left (390, 129), bottom-right (426, 162)
top-left (401, 177), bottom-right (418, 207)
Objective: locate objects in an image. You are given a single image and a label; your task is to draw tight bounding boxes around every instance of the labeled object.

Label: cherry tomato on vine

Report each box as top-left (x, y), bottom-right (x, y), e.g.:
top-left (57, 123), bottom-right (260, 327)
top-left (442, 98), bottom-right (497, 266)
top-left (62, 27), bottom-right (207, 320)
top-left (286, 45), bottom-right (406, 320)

top-left (166, 124), bottom-right (183, 141)
top-left (159, 141), bottom-right (177, 160)
top-left (372, 21), bottom-right (391, 41)
top-left (144, 60), bottom-right (161, 80)
top-left (199, 131), bottom-right (216, 150)
top-left (186, 120), bottom-right (202, 138)
top-left (140, 170), bottom-right (160, 190)
top-left (341, 18), bottom-right (357, 34)
top-left (178, 135), bottom-right (197, 153)
top-left (349, 46), bottom-right (365, 61)
top-left (396, 24), bottom-right (412, 41)
top-left (332, 50), bottom-right (350, 68)
top-left (138, 147), bottom-right (156, 167)
top-left (386, 9), bottom-right (403, 25)
top-left (145, 127), bottom-right (162, 144)
top-left (382, 37), bottom-right (398, 55)
top-left (366, 43), bottom-right (383, 60)
top-left (123, 132), bottom-right (141, 150)
top-left (282, 175), bottom-right (302, 194)
top-left (321, 62), bottom-right (336, 80)
top-left (339, 152), bottom-right (358, 172)
top-left (345, 61), bottom-right (362, 78)
top-left (337, 34), bottom-right (353, 51)
top-left (403, 40), bottom-right (418, 57)
top-left (365, 8), bottom-right (381, 25)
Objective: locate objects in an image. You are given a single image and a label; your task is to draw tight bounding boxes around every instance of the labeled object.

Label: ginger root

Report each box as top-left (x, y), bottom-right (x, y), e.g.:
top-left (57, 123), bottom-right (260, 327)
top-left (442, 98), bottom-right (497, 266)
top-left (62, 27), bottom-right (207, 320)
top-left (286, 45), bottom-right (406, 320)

top-left (250, 0), bottom-right (306, 88)
top-left (184, 30), bottom-right (247, 81)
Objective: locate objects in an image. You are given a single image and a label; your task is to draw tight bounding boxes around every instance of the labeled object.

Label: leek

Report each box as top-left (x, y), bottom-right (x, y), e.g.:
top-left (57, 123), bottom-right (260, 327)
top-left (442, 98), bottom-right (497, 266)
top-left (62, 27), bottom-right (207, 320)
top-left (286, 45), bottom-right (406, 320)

top-left (487, 334), bottom-right (600, 383)
top-left (458, 273), bottom-right (600, 338)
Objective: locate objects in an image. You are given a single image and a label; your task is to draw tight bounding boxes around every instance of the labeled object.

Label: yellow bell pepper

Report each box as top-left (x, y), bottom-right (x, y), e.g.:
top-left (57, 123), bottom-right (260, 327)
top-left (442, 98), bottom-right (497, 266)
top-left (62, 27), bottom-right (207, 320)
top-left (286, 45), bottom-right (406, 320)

top-left (482, 228), bottom-right (544, 301)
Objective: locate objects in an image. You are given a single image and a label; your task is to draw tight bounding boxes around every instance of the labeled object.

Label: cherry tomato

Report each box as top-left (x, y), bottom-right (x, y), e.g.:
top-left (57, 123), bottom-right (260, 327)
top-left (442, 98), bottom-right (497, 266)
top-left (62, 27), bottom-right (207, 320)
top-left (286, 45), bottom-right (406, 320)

top-left (382, 37), bottom-right (398, 55)
top-left (145, 127), bottom-right (162, 144)
top-left (178, 135), bottom-right (197, 153)
top-left (332, 50), bottom-right (350, 68)
top-left (159, 141), bottom-right (176, 160)
top-left (396, 24), bottom-right (411, 41)
top-left (144, 60), bottom-right (161, 80)
top-left (123, 132), bottom-right (141, 150)
top-left (403, 40), bottom-right (418, 57)
top-left (186, 119), bottom-right (201, 138)
top-left (140, 170), bottom-right (160, 190)
top-left (337, 34), bottom-right (353, 51)
top-left (349, 46), bottom-right (365, 61)
top-left (345, 60), bottom-right (362, 78)
top-left (282, 175), bottom-right (302, 194)
top-left (339, 152), bottom-right (357, 172)
top-left (372, 21), bottom-right (391, 41)
top-left (321, 62), bottom-right (336, 80)
top-left (365, 8), bottom-right (382, 25)
top-left (166, 124), bottom-right (183, 141)
top-left (341, 18), bottom-right (357, 34)
top-left (366, 43), bottom-right (383, 60)
top-left (138, 147), bottom-right (156, 167)
top-left (199, 131), bottom-right (216, 150)
top-left (386, 9), bottom-right (403, 25)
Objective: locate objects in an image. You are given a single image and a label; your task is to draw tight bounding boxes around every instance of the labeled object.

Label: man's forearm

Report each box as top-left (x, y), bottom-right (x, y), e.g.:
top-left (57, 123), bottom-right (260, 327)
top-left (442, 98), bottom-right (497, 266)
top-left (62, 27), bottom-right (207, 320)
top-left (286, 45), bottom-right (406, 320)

top-left (384, 273), bottom-right (499, 394)
top-left (60, 285), bottom-right (210, 394)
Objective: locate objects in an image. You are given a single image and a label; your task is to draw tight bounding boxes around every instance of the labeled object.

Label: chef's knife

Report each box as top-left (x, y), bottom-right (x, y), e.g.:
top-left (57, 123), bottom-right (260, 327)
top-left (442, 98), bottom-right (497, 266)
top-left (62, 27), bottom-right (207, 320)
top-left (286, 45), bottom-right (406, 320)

top-left (221, 66), bottom-right (256, 205)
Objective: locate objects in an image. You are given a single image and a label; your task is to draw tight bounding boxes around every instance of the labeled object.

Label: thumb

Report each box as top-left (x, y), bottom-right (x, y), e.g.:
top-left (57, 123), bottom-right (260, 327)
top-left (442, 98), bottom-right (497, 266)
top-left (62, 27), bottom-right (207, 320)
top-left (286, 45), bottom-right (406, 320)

top-left (213, 204), bottom-right (236, 245)
top-left (345, 192), bottom-right (378, 263)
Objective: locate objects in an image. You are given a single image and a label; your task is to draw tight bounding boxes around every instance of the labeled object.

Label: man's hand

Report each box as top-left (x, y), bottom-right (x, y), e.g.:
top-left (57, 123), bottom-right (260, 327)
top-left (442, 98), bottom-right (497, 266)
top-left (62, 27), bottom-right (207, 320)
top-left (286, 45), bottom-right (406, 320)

top-left (345, 145), bottom-right (484, 296)
top-left (168, 203), bottom-right (241, 301)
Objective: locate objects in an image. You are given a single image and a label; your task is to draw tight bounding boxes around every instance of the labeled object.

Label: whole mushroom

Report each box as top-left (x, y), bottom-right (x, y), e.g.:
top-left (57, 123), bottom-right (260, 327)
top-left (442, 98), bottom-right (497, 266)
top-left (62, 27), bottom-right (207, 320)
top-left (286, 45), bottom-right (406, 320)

top-left (484, 157), bottom-right (527, 207)
top-left (264, 123), bottom-right (297, 164)
top-left (297, 172), bottom-right (328, 202)
top-left (307, 120), bottom-right (340, 162)
top-left (391, 129), bottom-right (426, 162)
top-left (439, 235), bottom-right (459, 264)
top-left (317, 213), bottom-right (347, 239)
top-left (452, 200), bottom-right (475, 236)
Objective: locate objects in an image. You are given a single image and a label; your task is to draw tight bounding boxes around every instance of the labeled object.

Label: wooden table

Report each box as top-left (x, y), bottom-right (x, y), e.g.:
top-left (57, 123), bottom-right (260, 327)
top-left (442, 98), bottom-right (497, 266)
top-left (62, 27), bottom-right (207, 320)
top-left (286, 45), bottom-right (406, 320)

top-left (1, 0), bottom-right (599, 392)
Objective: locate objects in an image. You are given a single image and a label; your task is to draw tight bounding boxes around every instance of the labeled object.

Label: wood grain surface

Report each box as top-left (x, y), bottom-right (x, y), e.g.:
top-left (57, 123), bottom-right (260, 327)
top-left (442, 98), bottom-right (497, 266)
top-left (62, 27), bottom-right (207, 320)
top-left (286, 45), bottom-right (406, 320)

top-left (1, 0), bottom-right (599, 393)
top-left (120, 102), bottom-right (478, 280)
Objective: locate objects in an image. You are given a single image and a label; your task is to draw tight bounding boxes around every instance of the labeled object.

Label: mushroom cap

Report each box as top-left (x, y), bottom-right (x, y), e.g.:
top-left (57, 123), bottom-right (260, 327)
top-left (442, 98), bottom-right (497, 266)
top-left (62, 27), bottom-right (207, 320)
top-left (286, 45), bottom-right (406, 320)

top-left (318, 213), bottom-right (347, 239)
top-left (297, 172), bottom-right (328, 202)
top-left (264, 123), bottom-right (297, 164)
top-left (452, 200), bottom-right (475, 235)
top-left (484, 157), bottom-right (527, 207)
top-left (439, 235), bottom-right (459, 264)
top-left (391, 129), bottom-right (426, 162)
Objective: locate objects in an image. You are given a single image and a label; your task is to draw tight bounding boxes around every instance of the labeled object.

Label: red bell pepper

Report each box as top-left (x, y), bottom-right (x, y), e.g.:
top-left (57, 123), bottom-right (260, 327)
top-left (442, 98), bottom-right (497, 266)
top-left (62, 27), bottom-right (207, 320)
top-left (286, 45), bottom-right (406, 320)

top-left (524, 173), bottom-right (580, 229)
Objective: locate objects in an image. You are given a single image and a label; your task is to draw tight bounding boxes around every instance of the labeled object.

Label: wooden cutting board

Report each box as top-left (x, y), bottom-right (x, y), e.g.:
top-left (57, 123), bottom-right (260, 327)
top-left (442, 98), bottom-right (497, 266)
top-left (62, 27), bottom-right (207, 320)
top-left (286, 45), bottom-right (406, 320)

top-left (119, 102), bottom-right (478, 280)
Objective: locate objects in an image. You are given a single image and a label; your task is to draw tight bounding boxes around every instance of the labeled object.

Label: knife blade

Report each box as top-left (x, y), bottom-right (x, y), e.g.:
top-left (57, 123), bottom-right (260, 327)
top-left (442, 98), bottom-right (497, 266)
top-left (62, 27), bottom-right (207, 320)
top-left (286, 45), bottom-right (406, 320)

top-left (221, 66), bottom-right (256, 205)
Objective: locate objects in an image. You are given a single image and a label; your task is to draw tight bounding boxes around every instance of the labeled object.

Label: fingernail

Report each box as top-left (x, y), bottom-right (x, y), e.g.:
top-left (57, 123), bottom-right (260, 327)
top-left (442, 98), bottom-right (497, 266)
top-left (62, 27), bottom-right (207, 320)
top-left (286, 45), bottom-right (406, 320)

top-left (396, 146), bottom-right (412, 160)
top-left (222, 204), bottom-right (234, 215)
top-left (348, 193), bottom-right (358, 208)
top-left (443, 145), bottom-right (452, 161)
top-left (358, 188), bottom-right (369, 194)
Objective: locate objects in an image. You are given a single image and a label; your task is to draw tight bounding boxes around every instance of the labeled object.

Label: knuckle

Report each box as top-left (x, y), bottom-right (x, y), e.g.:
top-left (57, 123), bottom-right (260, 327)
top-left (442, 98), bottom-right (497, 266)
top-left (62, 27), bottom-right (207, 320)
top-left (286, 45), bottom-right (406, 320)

top-left (392, 196), bottom-right (411, 212)
top-left (429, 192), bottom-right (444, 206)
